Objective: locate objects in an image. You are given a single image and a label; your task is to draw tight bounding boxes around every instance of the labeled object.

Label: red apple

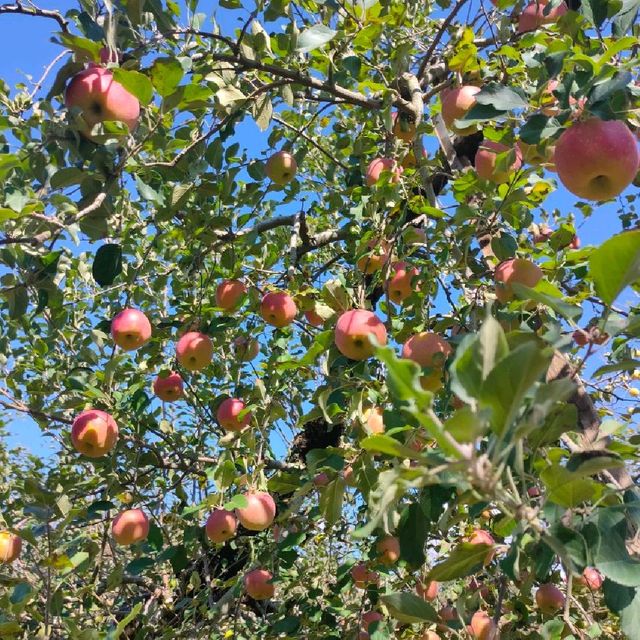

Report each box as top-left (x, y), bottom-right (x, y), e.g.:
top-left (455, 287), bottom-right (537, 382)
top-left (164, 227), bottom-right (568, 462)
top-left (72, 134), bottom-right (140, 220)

top-left (535, 583), bottom-right (566, 614)
top-left (65, 67), bottom-right (140, 136)
top-left (112, 508), bottom-right (149, 545)
top-left (392, 111), bottom-right (416, 142)
top-left (235, 491), bottom-right (276, 531)
top-left (366, 157), bottom-right (403, 187)
top-left (518, 0), bottom-right (568, 33)
top-left (467, 529), bottom-right (496, 564)
top-left (386, 261), bottom-right (419, 304)
top-left (573, 329), bottom-right (589, 346)
top-left (351, 562), bottom-right (379, 588)
top-left (494, 258), bottom-right (543, 303)
top-left (417, 580), bottom-right (440, 601)
top-left (153, 371), bottom-right (184, 402)
top-left (265, 151), bottom-right (297, 185)
top-left (439, 605), bottom-right (456, 621)
top-left (531, 222), bottom-right (554, 244)
top-left (402, 332), bottom-right (452, 369)
top-left (205, 509), bottom-right (237, 543)
top-left (357, 239), bottom-right (391, 274)
top-left (334, 309), bottom-right (388, 360)
top-left (0, 531), bottom-right (22, 564)
top-left (361, 610), bottom-right (384, 631)
top-left (215, 279), bottom-right (247, 311)
top-left (363, 406), bottom-right (385, 434)
top-left (376, 535), bottom-right (400, 565)
top-left (475, 140), bottom-right (522, 184)
top-left (111, 308), bottom-right (152, 351)
top-left (176, 331), bottom-right (213, 371)
top-left (260, 291), bottom-right (297, 328)
top-left (217, 398), bottom-right (251, 433)
top-left (441, 85), bottom-right (481, 134)
top-left (71, 409), bottom-right (118, 458)
top-left (470, 611), bottom-right (500, 640)
top-left (313, 472), bottom-right (330, 487)
top-left (554, 118), bottom-right (640, 201)
top-left (569, 235), bottom-right (580, 249)
top-left (527, 486), bottom-right (541, 498)
top-left (233, 336), bottom-right (260, 362)
top-left (244, 568), bottom-right (275, 600)
top-left (305, 309), bottom-right (324, 327)
top-left (577, 567), bottom-right (603, 591)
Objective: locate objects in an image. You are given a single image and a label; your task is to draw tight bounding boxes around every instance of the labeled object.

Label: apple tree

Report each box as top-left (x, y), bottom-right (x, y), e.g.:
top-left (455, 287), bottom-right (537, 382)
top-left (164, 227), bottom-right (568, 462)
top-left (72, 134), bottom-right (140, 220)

top-left (0, 0), bottom-right (640, 638)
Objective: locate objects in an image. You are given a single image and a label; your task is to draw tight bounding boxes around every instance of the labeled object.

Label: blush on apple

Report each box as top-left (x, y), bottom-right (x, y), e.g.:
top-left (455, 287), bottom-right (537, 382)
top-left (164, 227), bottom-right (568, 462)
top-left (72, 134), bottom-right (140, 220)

top-left (334, 309), bottom-right (388, 360)
top-left (260, 291), bottom-right (298, 328)
top-left (111, 308), bottom-right (152, 351)
top-left (153, 371), bottom-right (184, 402)
top-left (112, 508), bottom-right (149, 545)
top-left (71, 409), bottom-right (119, 458)
top-left (176, 331), bottom-right (213, 371)
top-left (265, 151), bottom-right (297, 185)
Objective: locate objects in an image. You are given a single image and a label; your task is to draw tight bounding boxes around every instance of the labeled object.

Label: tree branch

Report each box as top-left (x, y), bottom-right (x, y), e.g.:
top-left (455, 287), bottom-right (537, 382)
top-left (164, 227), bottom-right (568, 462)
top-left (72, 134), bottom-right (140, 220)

top-left (0, 2), bottom-right (69, 32)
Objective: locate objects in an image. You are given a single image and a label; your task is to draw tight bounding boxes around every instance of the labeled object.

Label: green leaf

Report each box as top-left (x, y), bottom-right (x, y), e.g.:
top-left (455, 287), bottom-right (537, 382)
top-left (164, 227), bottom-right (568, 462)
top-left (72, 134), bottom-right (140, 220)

top-left (589, 230), bottom-right (640, 306)
top-left (427, 542), bottom-right (492, 581)
top-left (397, 503), bottom-right (429, 567)
top-left (380, 592), bottom-right (437, 624)
top-left (10, 582), bottom-right (32, 605)
top-left (475, 83), bottom-right (529, 110)
top-left (319, 476), bottom-right (345, 526)
top-left (107, 602), bottom-right (142, 639)
top-left (593, 359), bottom-right (640, 377)
top-left (519, 114), bottom-right (562, 144)
top-left (540, 464), bottom-right (602, 508)
top-left (603, 580), bottom-right (640, 639)
top-left (376, 346), bottom-right (432, 404)
top-left (58, 33), bottom-right (102, 61)
top-left (296, 25), bottom-right (337, 53)
top-left (150, 57), bottom-right (184, 97)
top-left (112, 68), bottom-right (154, 104)
top-left (92, 244), bottom-right (122, 287)
top-left (223, 494), bottom-right (249, 510)
top-left (50, 167), bottom-right (86, 189)
top-left (595, 510), bottom-right (640, 587)
top-left (360, 434), bottom-right (421, 459)
top-left (252, 93), bottom-right (273, 131)
top-left (511, 283), bottom-right (583, 321)
top-left (613, 0), bottom-right (640, 35)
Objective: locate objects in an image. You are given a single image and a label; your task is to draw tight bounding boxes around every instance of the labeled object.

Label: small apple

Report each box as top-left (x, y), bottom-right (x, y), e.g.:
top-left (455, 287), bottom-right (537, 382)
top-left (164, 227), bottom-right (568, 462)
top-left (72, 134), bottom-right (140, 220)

top-left (205, 509), bottom-right (237, 543)
top-left (527, 486), bottom-right (541, 498)
top-left (569, 235), bottom-right (580, 249)
top-left (235, 491), bottom-right (276, 531)
top-left (469, 610), bottom-right (500, 640)
top-left (98, 47), bottom-right (121, 65)
top-left (576, 567), bottom-right (603, 591)
top-left (467, 529), bottom-right (496, 564)
top-left (334, 309), bottom-right (388, 360)
top-left (494, 258), bottom-right (543, 303)
top-left (356, 239), bottom-right (391, 274)
top-left (439, 605), bottom-right (456, 621)
top-left (176, 331), bottom-right (213, 371)
top-left (417, 580), bottom-right (440, 601)
top-left (111, 308), bottom-right (152, 351)
top-left (361, 610), bottom-right (384, 631)
top-left (244, 568), bottom-right (275, 600)
top-left (0, 531), bottom-right (22, 564)
top-left (265, 150), bottom-right (297, 185)
top-left (366, 157), bottom-right (403, 187)
top-left (313, 472), bottom-right (330, 487)
top-left (535, 583), bottom-right (566, 614)
top-left (363, 406), bottom-right (385, 435)
top-left (518, 0), bottom-right (568, 33)
top-left (351, 562), bottom-right (379, 588)
top-left (392, 111), bottom-right (416, 142)
top-left (475, 140), bottom-right (522, 184)
top-left (215, 279), bottom-right (247, 312)
top-left (386, 261), bottom-right (419, 304)
top-left (441, 85), bottom-right (481, 135)
top-left (376, 535), bottom-right (400, 565)
top-left (554, 118), bottom-right (640, 201)
top-left (153, 371), bottom-right (184, 402)
top-left (112, 508), bottom-right (149, 545)
top-left (233, 336), bottom-right (260, 362)
top-left (71, 409), bottom-right (118, 458)
top-left (217, 398), bottom-right (251, 432)
top-left (305, 309), bottom-right (324, 327)
top-left (402, 332), bottom-right (452, 369)
top-left (260, 291), bottom-right (297, 328)
top-left (573, 329), bottom-right (589, 346)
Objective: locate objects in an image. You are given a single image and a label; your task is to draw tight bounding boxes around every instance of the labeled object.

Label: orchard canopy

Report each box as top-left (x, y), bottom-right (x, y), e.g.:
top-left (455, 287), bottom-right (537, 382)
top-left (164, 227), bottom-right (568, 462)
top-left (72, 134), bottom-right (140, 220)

top-left (2, 0), bottom-right (640, 638)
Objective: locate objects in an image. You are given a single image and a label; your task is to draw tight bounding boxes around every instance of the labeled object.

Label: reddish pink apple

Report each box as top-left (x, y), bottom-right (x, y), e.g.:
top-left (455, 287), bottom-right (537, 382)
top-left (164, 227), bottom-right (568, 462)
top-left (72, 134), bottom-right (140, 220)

top-left (475, 140), bottom-right (522, 184)
top-left (417, 580), bottom-right (440, 601)
top-left (441, 85), bottom-right (481, 134)
top-left (217, 398), bottom-right (251, 433)
top-left (215, 279), bottom-right (247, 311)
top-left (577, 567), bottom-right (603, 591)
top-left (334, 309), bottom-right (388, 360)
top-left (518, 0), bottom-right (568, 33)
top-left (469, 610), bottom-right (500, 639)
top-left (313, 472), bottom-right (330, 487)
top-left (363, 406), bottom-right (385, 434)
top-left (112, 508), bottom-right (149, 545)
top-left (235, 491), bottom-right (276, 531)
top-left (402, 332), bottom-right (452, 369)
top-left (376, 535), bottom-right (401, 565)
top-left (244, 568), bottom-right (275, 599)
top-left (351, 562), bottom-right (379, 588)
top-left (386, 261), bottom-right (419, 304)
top-left (205, 509), bottom-right (237, 543)
top-left (71, 409), bottom-right (118, 458)
top-left (366, 157), bottom-right (403, 187)
top-left (153, 371), bottom-right (184, 403)
top-left (494, 258), bottom-right (543, 303)
top-left (111, 308), bottom-right (152, 351)
top-left (265, 151), bottom-right (297, 185)
top-left (361, 610), bottom-right (384, 631)
top-left (535, 583), bottom-right (565, 614)
top-left (305, 309), bottom-right (324, 326)
top-left (467, 529), bottom-right (496, 564)
top-left (176, 331), bottom-right (213, 371)
top-left (0, 531), bottom-right (22, 564)
top-left (260, 291), bottom-right (297, 328)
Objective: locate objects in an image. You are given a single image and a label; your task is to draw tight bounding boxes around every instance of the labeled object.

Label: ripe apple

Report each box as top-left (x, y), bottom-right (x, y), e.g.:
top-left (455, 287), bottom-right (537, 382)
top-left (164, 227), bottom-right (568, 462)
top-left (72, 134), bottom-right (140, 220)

top-left (376, 535), bottom-right (400, 565)
top-left (112, 508), bottom-right (149, 545)
top-left (357, 239), bottom-right (391, 274)
top-left (176, 331), bottom-right (213, 371)
top-left (334, 309), bottom-right (388, 360)
top-left (351, 562), bottom-right (379, 588)
top-left (71, 409), bottom-right (118, 458)
top-left (366, 157), bottom-right (403, 187)
top-left (361, 610), bottom-right (384, 631)
top-left (576, 567), bottom-right (603, 591)
top-left (111, 308), bottom-right (152, 351)
top-left (475, 140), bottom-right (522, 184)
top-left (217, 398), bottom-right (251, 432)
top-left (439, 605), bottom-right (456, 621)
top-left (569, 235), bottom-right (580, 249)
top-left (573, 329), bottom-right (589, 346)
top-left (153, 371), bottom-right (184, 402)
top-left (494, 258), bottom-right (543, 303)
top-left (244, 568), bottom-right (275, 600)
top-left (535, 583), bottom-right (566, 613)
top-left (363, 406), bottom-right (385, 434)
top-left (215, 279), bottom-right (247, 311)
top-left (402, 332), bottom-right (452, 369)
top-left (469, 611), bottom-right (500, 640)
top-left (235, 491), bottom-right (276, 531)
top-left (65, 67), bottom-right (140, 136)
top-left (205, 509), bottom-right (237, 543)
top-left (554, 118), bottom-right (640, 201)
top-left (386, 261), bottom-right (419, 304)
top-left (260, 291), bottom-right (297, 328)
top-left (441, 85), bottom-right (481, 134)
top-left (467, 529), bottom-right (496, 564)
top-left (0, 531), bottom-right (22, 564)
top-left (518, 0), bottom-right (568, 33)
top-left (313, 472), bottom-right (330, 487)
top-left (392, 111), bottom-right (416, 142)
top-left (305, 309), bottom-right (324, 327)
top-left (527, 486), bottom-right (541, 498)
top-left (265, 150), bottom-right (297, 185)
top-left (233, 336), bottom-right (260, 362)
top-left (417, 580), bottom-right (440, 601)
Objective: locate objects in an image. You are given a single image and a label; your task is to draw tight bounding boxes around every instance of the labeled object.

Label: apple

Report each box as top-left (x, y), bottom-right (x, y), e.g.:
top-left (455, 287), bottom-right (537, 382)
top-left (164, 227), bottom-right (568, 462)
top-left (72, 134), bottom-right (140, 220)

top-left (351, 562), bottom-right (379, 588)
top-left (469, 577), bottom-right (491, 600)
top-left (366, 157), bottom-right (403, 187)
top-left (363, 406), bottom-right (385, 434)
top-left (569, 235), bottom-right (580, 249)
top-left (469, 611), bottom-right (500, 640)
top-left (439, 605), bottom-right (456, 621)
top-left (265, 150), bottom-right (297, 185)
top-left (376, 535), bottom-right (400, 565)
top-left (244, 568), bottom-right (275, 600)
top-left (334, 309), bottom-right (388, 360)
top-left (111, 308), bottom-right (152, 351)
top-left (361, 611), bottom-right (384, 631)
top-left (305, 309), bottom-right (324, 327)
top-left (235, 491), bottom-right (276, 531)
top-left (0, 531), bottom-right (22, 564)
top-left (343, 465), bottom-right (356, 486)
top-left (518, 0), bottom-right (568, 33)
top-left (475, 140), bottom-right (522, 184)
top-left (573, 329), bottom-right (589, 346)
top-left (205, 509), bottom-right (237, 543)
top-left (313, 472), bottom-right (330, 487)
top-left (494, 258), bottom-right (543, 303)
top-left (112, 508), bottom-right (149, 545)
top-left (392, 111), bottom-right (416, 142)
top-left (401, 147), bottom-right (428, 169)
top-left (535, 583), bottom-right (566, 613)
top-left (176, 331), bottom-right (213, 371)
top-left (441, 85), bottom-right (481, 135)
top-left (417, 580), bottom-right (440, 601)
top-left (215, 279), bottom-right (247, 311)
top-left (233, 336), bottom-right (260, 362)
top-left (153, 371), bottom-right (184, 402)
top-left (527, 486), bottom-right (541, 498)
top-left (531, 222), bottom-right (554, 244)
top-left (467, 529), bottom-right (496, 564)
top-left (554, 118), bottom-right (640, 201)
top-left (576, 567), bottom-right (603, 591)
top-left (98, 47), bottom-right (121, 65)
top-left (71, 409), bottom-right (118, 458)
top-left (260, 291), bottom-right (298, 328)
top-left (402, 332), bottom-right (452, 369)
top-left (217, 398), bottom-right (251, 432)
top-left (386, 261), bottom-right (419, 304)
top-left (357, 239), bottom-right (391, 274)
top-left (65, 67), bottom-right (140, 136)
